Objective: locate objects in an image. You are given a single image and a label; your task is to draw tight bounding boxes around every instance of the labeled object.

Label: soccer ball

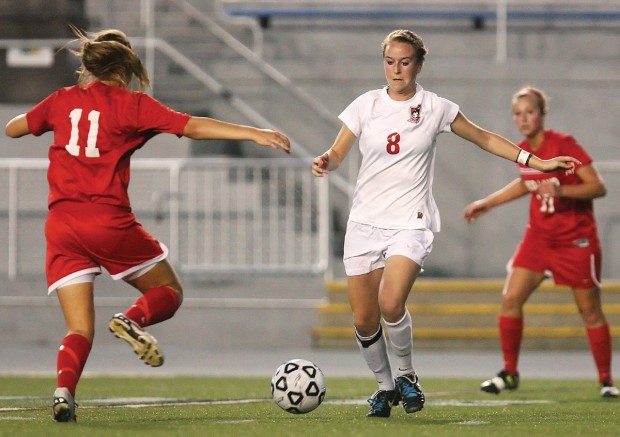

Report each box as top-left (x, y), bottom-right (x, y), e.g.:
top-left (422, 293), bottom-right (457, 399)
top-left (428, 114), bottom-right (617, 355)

top-left (271, 358), bottom-right (326, 414)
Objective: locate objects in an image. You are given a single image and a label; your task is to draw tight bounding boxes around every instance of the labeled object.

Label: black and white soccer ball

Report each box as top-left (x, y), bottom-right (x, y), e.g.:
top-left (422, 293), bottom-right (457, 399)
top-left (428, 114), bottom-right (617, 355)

top-left (271, 358), bottom-right (326, 414)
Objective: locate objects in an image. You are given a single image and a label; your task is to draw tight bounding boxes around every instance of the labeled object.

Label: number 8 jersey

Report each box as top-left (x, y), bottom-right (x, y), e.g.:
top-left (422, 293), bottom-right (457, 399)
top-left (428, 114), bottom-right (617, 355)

top-left (26, 81), bottom-right (191, 210)
top-left (339, 84), bottom-right (459, 231)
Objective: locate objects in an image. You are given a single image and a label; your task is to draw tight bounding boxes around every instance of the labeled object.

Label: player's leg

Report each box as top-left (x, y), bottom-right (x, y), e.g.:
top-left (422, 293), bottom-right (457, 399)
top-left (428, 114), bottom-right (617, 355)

top-left (45, 208), bottom-right (99, 421)
top-left (349, 273), bottom-right (400, 418)
top-left (108, 260), bottom-right (183, 367)
top-left (481, 266), bottom-right (543, 394)
top-left (349, 270), bottom-right (399, 417)
top-left (123, 259), bottom-right (183, 327)
top-left (54, 281), bottom-right (95, 422)
top-left (93, 211), bottom-right (182, 367)
top-left (380, 228), bottom-right (431, 372)
top-left (380, 255), bottom-right (419, 375)
top-left (380, 254), bottom-right (425, 413)
top-left (572, 286), bottom-right (618, 397)
top-left (557, 241), bottom-right (617, 396)
top-left (344, 221), bottom-right (399, 417)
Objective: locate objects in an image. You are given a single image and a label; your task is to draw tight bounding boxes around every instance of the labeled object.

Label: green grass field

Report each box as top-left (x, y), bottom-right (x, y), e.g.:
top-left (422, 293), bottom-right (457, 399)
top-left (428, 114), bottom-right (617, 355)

top-left (0, 375), bottom-right (617, 436)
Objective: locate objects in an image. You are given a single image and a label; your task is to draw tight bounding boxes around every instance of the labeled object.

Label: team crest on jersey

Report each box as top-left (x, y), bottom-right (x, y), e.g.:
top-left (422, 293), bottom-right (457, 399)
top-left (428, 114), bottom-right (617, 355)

top-left (408, 105), bottom-right (422, 124)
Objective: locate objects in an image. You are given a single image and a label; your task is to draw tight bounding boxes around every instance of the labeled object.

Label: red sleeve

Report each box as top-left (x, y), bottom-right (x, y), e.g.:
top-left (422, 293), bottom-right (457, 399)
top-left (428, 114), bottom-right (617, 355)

top-left (134, 93), bottom-right (191, 137)
top-left (26, 91), bottom-right (58, 136)
top-left (563, 135), bottom-right (593, 170)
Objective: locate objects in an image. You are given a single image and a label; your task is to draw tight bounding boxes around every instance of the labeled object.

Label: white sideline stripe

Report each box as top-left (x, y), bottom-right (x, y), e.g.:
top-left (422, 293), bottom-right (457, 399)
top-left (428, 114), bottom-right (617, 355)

top-left (430, 399), bottom-right (555, 406)
top-left (0, 296), bottom-right (324, 309)
top-left (0, 397), bottom-right (269, 413)
top-left (0, 397), bottom-right (557, 413)
top-left (327, 398), bottom-right (555, 406)
top-left (450, 420), bottom-right (490, 425)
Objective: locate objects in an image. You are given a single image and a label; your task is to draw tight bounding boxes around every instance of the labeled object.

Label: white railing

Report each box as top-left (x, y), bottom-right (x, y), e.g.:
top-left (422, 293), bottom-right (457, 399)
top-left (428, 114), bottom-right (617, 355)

top-left (0, 158), bottom-right (331, 280)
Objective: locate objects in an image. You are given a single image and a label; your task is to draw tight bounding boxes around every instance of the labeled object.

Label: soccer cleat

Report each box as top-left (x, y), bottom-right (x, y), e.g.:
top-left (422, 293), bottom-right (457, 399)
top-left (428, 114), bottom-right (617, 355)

top-left (366, 389), bottom-right (400, 418)
top-left (108, 313), bottom-right (164, 367)
top-left (480, 370), bottom-right (519, 394)
top-left (395, 373), bottom-right (425, 413)
top-left (52, 387), bottom-right (76, 422)
top-left (600, 381), bottom-right (619, 398)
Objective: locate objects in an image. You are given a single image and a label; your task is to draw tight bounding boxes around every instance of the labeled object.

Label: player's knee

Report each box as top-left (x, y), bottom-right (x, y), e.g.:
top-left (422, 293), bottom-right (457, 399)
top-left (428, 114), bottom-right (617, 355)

top-left (153, 283), bottom-right (183, 308)
top-left (579, 306), bottom-right (605, 327)
top-left (68, 328), bottom-right (94, 344)
top-left (501, 293), bottom-right (525, 314)
top-left (353, 314), bottom-right (381, 337)
top-left (378, 298), bottom-right (405, 322)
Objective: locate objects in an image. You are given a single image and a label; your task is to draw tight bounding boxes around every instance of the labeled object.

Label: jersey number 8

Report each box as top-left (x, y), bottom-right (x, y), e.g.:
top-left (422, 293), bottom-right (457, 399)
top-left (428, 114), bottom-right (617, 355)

top-left (386, 132), bottom-right (400, 155)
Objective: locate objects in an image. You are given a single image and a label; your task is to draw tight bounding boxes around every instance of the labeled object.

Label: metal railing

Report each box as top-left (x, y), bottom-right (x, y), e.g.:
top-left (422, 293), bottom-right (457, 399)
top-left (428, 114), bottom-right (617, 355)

top-left (165, 0), bottom-right (356, 198)
top-left (0, 158), bottom-right (330, 280)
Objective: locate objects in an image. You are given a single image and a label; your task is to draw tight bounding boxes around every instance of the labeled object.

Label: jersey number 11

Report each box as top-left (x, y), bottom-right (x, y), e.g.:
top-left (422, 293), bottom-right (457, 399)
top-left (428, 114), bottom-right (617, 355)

top-left (65, 108), bottom-right (101, 158)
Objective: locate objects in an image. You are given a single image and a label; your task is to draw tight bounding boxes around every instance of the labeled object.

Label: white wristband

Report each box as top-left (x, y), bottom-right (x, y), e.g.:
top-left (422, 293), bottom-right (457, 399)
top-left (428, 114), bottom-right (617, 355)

top-left (516, 149), bottom-right (531, 166)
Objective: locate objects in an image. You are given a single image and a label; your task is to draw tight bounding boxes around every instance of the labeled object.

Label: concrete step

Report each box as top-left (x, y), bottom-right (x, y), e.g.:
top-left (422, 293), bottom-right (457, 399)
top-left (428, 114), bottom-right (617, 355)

top-left (319, 302), bottom-right (620, 316)
top-left (325, 279), bottom-right (620, 292)
top-left (312, 279), bottom-right (620, 349)
top-left (318, 307), bottom-right (620, 331)
top-left (322, 279), bottom-right (620, 303)
top-left (311, 326), bottom-right (620, 350)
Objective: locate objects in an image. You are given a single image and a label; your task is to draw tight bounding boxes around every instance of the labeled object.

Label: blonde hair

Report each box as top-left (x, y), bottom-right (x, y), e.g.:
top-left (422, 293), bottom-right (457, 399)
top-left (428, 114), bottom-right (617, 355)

top-left (381, 30), bottom-right (428, 64)
top-left (512, 86), bottom-right (548, 115)
top-left (69, 25), bottom-right (151, 91)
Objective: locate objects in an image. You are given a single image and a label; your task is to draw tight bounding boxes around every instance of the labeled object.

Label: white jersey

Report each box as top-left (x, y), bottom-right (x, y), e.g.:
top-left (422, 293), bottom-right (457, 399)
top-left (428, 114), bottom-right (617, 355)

top-left (339, 84), bottom-right (459, 231)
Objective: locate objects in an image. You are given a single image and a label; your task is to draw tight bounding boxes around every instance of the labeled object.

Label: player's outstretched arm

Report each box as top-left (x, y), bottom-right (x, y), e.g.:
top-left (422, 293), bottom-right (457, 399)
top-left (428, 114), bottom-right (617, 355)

top-left (463, 178), bottom-right (528, 223)
top-left (183, 116), bottom-right (290, 154)
top-left (312, 124), bottom-right (356, 177)
top-left (451, 112), bottom-right (580, 173)
top-left (5, 114), bottom-right (30, 138)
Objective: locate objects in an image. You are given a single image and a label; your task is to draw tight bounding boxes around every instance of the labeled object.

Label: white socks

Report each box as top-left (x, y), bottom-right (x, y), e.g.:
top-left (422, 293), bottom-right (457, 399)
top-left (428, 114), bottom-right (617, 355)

top-left (384, 310), bottom-right (414, 377)
top-left (355, 326), bottom-right (395, 391)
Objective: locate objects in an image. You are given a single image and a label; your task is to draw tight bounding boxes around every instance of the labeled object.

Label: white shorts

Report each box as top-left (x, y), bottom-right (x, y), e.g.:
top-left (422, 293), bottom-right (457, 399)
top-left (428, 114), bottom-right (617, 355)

top-left (50, 262), bottom-right (158, 294)
top-left (343, 221), bottom-right (434, 276)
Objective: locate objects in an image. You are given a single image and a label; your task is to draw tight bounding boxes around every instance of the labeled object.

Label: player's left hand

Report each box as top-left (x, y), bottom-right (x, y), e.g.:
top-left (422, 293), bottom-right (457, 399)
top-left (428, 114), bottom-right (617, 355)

top-left (537, 156), bottom-right (579, 174)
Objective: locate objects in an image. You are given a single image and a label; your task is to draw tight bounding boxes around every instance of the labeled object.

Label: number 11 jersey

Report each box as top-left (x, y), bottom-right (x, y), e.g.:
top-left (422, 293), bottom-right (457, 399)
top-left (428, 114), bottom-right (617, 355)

top-left (26, 81), bottom-right (191, 210)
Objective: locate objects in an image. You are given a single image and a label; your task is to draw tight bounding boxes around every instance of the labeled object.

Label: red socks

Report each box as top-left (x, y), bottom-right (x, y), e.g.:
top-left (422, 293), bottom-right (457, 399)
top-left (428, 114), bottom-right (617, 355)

top-left (586, 324), bottom-right (613, 384)
top-left (55, 287), bottom-right (181, 398)
top-left (499, 315), bottom-right (523, 375)
top-left (499, 317), bottom-right (613, 384)
top-left (57, 333), bottom-right (92, 397)
top-left (124, 286), bottom-right (181, 327)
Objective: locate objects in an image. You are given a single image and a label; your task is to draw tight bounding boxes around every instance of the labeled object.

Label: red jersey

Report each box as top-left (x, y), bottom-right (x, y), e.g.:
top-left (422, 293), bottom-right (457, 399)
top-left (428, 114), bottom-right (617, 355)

top-left (516, 129), bottom-right (598, 243)
top-left (26, 81), bottom-right (191, 210)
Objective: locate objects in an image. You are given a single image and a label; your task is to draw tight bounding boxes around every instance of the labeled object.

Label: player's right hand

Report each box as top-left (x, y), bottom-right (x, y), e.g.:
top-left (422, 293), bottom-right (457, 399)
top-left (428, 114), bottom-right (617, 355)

top-left (254, 129), bottom-right (290, 154)
top-left (311, 152), bottom-right (330, 177)
top-left (463, 200), bottom-right (490, 223)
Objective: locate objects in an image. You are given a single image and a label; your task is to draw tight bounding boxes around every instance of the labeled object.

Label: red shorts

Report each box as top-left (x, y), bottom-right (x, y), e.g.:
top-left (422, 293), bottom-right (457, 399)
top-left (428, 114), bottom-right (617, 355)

top-left (45, 202), bottom-right (167, 293)
top-left (511, 228), bottom-right (601, 289)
